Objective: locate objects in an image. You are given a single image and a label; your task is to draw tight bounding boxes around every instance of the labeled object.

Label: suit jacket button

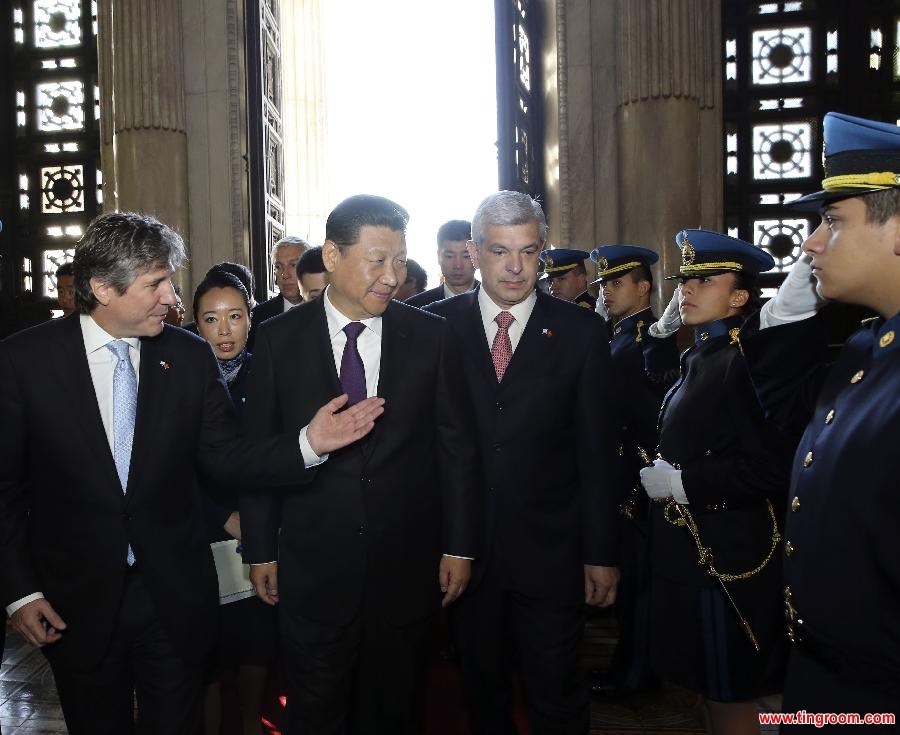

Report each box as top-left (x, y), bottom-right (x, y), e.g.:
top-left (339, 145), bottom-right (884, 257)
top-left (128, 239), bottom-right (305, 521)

top-left (495, 401), bottom-right (504, 410)
top-left (493, 444), bottom-right (502, 452)
top-left (357, 526), bottom-right (367, 535)
top-left (123, 513), bottom-right (132, 521)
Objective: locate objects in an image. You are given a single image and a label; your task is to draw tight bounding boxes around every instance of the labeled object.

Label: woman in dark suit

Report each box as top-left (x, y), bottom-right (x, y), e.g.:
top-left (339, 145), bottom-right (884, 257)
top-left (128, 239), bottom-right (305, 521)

top-left (640, 230), bottom-right (791, 734)
top-left (194, 270), bottom-right (277, 735)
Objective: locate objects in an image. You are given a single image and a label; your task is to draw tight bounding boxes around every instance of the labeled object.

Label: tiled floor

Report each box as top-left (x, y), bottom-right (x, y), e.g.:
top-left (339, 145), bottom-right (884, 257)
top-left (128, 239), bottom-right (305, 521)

top-left (0, 614), bottom-right (777, 734)
top-left (0, 626), bottom-right (66, 734)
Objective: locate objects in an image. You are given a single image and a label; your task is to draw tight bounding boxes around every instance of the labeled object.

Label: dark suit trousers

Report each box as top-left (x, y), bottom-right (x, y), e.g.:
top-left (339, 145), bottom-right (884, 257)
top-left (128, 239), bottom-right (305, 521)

top-left (453, 555), bottom-right (589, 735)
top-left (47, 568), bottom-right (204, 735)
top-left (609, 518), bottom-right (654, 689)
top-left (280, 591), bottom-right (432, 735)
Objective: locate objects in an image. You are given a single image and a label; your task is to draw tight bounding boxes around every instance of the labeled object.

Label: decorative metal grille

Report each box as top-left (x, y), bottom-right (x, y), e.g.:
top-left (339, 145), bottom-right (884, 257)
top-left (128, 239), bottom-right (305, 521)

top-left (246, 0), bottom-right (285, 299)
top-left (2, 0), bottom-right (100, 327)
top-left (723, 0), bottom-right (900, 282)
top-left (494, 0), bottom-right (544, 202)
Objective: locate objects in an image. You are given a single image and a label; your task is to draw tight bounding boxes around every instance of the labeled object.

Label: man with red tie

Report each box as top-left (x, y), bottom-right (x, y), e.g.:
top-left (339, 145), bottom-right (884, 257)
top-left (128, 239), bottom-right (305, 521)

top-left (428, 190), bottom-right (624, 734)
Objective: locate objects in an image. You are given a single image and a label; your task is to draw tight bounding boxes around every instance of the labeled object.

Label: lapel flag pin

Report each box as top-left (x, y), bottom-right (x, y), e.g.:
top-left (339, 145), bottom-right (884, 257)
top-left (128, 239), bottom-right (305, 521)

top-left (159, 361), bottom-right (170, 370)
top-left (542, 328), bottom-right (553, 337)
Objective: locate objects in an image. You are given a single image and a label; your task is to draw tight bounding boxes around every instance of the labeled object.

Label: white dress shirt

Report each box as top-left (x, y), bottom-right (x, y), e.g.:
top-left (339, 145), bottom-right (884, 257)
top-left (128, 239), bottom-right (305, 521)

top-left (477, 286), bottom-right (537, 353)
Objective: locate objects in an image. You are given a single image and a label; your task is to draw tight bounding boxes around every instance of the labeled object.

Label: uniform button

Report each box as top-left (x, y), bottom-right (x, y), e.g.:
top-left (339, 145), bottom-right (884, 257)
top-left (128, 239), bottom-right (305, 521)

top-left (495, 401), bottom-right (504, 410)
top-left (699, 332), bottom-right (710, 341)
top-left (488, 486), bottom-right (495, 493)
top-left (357, 526), bottom-right (367, 535)
top-left (123, 513), bottom-right (132, 521)
top-left (704, 449), bottom-right (712, 456)
top-left (850, 370), bottom-right (865, 384)
top-left (784, 585), bottom-right (792, 601)
top-left (803, 451), bottom-right (813, 467)
top-left (824, 409), bottom-right (835, 424)
top-left (785, 541), bottom-right (795, 557)
top-left (791, 496), bottom-right (801, 512)
top-left (494, 444), bottom-right (502, 452)
top-left (880, 330), bottom-right (895, 348)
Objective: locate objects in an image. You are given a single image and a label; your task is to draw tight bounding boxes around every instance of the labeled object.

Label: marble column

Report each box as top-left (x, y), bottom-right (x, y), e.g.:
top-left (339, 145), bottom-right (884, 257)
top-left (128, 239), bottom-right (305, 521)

top-left (551, 0), bottom-right (722, 309)
top-left (109, 0), bottom-right (190, 249)
top-left (617, 0), bottom-right (722, 307)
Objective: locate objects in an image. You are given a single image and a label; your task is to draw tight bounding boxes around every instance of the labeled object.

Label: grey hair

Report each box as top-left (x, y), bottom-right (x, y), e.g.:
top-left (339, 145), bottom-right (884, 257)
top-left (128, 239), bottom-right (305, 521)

top-left (471, 190), bottom-right (548, 248)
top-left (270, 235), bottom-right (310, 261)
top-left (73, 212), bottom-right (186, 314)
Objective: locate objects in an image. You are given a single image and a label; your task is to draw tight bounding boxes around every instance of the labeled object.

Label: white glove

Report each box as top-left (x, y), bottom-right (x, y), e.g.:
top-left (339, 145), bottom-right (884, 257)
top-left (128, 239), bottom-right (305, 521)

top-left (595, 295), bottom-right (609, 321)
top-left (648, 286), bottom-right (682, 338)
top-left (640, 460), bottom-right (689, 504)
top-left (759, 253), bottom-right (826, 329)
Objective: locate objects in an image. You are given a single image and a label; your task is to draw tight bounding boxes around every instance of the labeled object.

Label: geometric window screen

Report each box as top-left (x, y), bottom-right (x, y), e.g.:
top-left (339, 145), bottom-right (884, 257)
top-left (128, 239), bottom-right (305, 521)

top-left (753, 123), bottom-right (812, 179)
top-left (723, 0), bottom-right (900, 278)
top-left (6, 0), bottom-right (101, 304)
top-left (752, 27), bottom-right (812, 85)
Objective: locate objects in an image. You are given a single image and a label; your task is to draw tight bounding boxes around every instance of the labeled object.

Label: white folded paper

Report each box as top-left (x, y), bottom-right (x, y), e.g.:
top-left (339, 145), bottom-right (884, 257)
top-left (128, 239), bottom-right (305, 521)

top-left (211, 539), bottom-right (255, 605)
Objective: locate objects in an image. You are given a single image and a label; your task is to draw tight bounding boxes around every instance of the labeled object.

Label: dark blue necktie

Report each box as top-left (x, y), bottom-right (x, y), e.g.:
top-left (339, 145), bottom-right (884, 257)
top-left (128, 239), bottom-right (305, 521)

top-left (340, 322), bottom-right (367, 406)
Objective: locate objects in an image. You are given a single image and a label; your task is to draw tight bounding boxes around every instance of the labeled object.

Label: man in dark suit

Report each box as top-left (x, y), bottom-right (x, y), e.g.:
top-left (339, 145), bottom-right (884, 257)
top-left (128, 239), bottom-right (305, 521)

top-left (247, 235), bottom-right (309, 350)
top-left (406, 219), bottom-right (479, 308)
top-left (0, 212), bottom-right (384, 735)
top-left (427, 190), bottom-right (623, 734)
top-left (240, 194), bottom-right (481, 735)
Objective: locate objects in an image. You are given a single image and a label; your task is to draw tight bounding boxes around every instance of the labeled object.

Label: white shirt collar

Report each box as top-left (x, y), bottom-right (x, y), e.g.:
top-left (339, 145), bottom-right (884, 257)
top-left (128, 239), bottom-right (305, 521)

top-left (476, 285), bottom-right (537, 326)
top-left (323, 285), bottom-right (384, 340)
top-left (80, 313), bottom-right (141, 354)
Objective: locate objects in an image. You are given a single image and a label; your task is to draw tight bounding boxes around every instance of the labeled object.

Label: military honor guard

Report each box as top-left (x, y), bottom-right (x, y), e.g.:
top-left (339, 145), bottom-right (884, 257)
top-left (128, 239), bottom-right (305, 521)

top-left (588, 245), bottom-right (679, 697)
top-left (540, 248), bottom-right (597, 309)
top-left (755, 111), bottom-right (900, 726)
top-left (639, 230), bottom-right (795, 734)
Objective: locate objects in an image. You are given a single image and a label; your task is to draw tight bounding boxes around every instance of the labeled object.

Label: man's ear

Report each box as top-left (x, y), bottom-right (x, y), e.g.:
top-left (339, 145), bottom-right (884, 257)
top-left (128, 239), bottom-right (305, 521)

top-left (322, 241), bottom-right (340, 274)
top-left (90, 277), bottom-right (112, 306)
top-left (638, 280), bottom-right (651, 297)
top-left (466, 240), bottom-right (480, 269)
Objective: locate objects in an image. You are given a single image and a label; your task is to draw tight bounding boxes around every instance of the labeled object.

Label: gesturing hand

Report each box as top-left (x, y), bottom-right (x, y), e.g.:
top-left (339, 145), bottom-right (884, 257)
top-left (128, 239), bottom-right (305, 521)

top-left (307, 395), bottom-right (386, 455)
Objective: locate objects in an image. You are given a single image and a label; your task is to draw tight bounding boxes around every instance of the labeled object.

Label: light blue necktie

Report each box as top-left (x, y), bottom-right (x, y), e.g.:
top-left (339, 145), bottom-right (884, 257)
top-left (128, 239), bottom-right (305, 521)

top-left (107, 340), bottom-right (136, 566)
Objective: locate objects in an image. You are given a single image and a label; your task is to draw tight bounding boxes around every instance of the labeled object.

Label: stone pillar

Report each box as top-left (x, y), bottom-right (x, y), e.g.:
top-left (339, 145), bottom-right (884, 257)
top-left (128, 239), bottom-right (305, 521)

top-left (551, 0), bottom-right (722, 309)
top-left (617, 0), bottom-right (722, 308)
top-left (109, 0), bottom-right (191, 248)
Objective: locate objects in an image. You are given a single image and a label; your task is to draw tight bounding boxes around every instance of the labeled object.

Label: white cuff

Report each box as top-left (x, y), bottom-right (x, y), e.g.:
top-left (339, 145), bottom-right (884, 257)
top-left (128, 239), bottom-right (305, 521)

top-left (671, 478), bottom-right (689, 505)
top-left (299, 425), bottom-right (328, 468)
top-left (6, 592), bottom-right (44, 617)
top-left (443, 553), bottom-right (474, 561)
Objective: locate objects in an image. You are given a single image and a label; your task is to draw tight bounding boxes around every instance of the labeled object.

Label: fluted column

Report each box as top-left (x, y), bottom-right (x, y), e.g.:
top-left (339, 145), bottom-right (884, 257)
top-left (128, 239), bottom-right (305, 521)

top-left (109, 0), bottom-right (190, 243)
top-left (616, 0), bottom-right (722, 307)
top-left (551, 0), bottom-right (722, 309)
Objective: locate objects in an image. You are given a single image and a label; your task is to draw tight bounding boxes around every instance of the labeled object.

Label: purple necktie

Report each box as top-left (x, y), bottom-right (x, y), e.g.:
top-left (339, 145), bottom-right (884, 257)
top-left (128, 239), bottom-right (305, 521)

top-left (340, 322), bottom-right (367, 406)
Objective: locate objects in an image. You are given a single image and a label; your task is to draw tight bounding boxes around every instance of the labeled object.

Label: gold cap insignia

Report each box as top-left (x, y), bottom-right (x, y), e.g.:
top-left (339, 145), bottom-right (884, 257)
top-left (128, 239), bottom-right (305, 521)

top-left (681, 235), bottom-right (696, 267)
top-left (544, 254), bottom-right (554, 269)
top-left (597, 256), bottom-right (609, 271)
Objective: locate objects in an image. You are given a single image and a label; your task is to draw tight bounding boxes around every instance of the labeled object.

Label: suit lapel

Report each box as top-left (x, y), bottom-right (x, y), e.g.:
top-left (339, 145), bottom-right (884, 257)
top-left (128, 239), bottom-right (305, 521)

top-left (458, 290), bottom-right (497, 385)
top-left (130, 334), bottom-right (169, 503)
top-left (60, 317), bottom-right (121, 488)
top-left (500, 292), bottom-right (555, 386)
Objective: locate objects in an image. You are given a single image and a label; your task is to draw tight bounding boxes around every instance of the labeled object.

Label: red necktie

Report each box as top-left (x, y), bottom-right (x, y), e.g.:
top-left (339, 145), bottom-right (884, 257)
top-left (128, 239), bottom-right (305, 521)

top-left (491, 311), bottom-right (515, 381)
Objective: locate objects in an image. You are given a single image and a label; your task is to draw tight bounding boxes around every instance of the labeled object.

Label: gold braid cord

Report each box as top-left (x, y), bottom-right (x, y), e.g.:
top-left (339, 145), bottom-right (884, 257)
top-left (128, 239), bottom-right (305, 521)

top-left (662, 498), bottom-right (781, 582)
